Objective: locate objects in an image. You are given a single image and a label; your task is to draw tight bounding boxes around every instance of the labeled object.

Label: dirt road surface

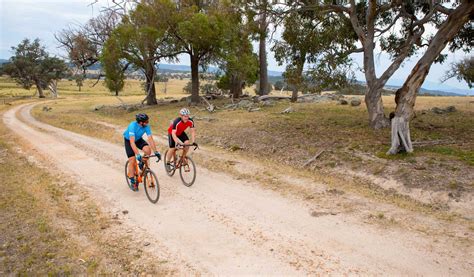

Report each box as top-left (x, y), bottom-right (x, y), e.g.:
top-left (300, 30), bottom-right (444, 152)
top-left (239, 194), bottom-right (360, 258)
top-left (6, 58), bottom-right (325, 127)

top-left (4, 103), bottom-right (473, 275)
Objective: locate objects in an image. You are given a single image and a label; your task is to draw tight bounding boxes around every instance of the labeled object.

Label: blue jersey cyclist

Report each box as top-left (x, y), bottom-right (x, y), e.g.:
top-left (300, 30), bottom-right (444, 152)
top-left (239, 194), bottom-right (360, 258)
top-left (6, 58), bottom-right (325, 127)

top-left (123, 113), bottom-right (161, 191)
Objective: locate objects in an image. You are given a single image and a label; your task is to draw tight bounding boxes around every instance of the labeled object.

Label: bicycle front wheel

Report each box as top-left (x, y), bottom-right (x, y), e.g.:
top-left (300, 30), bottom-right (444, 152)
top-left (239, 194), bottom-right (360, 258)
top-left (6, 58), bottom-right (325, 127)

top-left (144, 170), bottom-right (160, 203)
top-left (179, 156), bottom-right (196, 187)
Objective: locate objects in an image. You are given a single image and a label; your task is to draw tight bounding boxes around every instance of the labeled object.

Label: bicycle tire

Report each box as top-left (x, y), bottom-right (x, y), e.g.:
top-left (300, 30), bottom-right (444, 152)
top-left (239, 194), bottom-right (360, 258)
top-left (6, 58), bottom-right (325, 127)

top-left (124, 160), bottom-right (133, 190)
top-left (179, 156), bottom-right (196, 187)
top-left (164, 149), bottom-right (176, 177)
top-left (144, 169), bottom-right (160, 203)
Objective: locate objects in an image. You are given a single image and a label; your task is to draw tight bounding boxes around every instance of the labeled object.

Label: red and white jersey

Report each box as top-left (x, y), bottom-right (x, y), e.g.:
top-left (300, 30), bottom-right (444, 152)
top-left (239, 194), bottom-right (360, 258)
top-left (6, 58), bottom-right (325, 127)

top-left (167, 117), bottom-right (195, 135)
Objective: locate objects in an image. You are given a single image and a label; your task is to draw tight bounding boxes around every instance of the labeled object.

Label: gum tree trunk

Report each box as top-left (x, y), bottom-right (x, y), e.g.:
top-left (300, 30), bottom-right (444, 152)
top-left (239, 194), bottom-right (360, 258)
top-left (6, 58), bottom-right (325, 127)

top-left (35, 80), bottom-right (45, 98)
top-left (388, 0), bottom-right (474, 154)
top-left (190, 54), bottom-right (200, 104)
top-left (144, 62), bottom-right (157, 105)
top-left (230, 74), bottom-right (242, 99)
top-left (258, 1), bottom-right (268, 96)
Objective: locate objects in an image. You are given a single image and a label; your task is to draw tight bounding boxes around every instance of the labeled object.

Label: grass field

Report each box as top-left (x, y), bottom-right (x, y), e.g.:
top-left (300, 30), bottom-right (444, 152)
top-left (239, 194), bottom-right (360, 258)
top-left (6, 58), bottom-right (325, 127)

top-left (2, 76), bottom-right (473, 215)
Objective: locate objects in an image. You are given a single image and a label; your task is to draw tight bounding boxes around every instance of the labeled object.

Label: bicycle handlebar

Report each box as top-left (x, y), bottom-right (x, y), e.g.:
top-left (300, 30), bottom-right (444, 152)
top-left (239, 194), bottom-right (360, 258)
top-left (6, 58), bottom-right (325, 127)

top-left (177, 143), bottom-right (199, 150)
top-left (143, 154), bottom-right (161, 162)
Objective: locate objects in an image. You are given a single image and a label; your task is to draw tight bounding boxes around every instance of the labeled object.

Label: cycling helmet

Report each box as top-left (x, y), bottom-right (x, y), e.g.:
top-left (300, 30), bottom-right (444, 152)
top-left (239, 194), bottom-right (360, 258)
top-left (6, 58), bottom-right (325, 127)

top-left (179, 108), bottom-right (191, 116)
top-left (135, 113), bottom-right (149, 123)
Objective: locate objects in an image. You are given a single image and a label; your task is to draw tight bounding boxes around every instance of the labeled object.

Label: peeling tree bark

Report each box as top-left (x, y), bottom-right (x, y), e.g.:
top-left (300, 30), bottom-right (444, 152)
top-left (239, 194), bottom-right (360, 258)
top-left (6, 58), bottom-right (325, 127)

top-left (388, 0), bottom-right (474, 154)
top-left (48, 80), bottom-right (58, 98)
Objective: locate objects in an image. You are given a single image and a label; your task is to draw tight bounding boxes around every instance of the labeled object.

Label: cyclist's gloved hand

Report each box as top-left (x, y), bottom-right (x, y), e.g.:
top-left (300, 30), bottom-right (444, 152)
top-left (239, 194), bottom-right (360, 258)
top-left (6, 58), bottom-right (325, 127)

top-left (135, 153), bottom-right (142, 161)
top-left (192, 142), bottom-right (198, 147)
top-left (154, 151), bottom-right (161, 161)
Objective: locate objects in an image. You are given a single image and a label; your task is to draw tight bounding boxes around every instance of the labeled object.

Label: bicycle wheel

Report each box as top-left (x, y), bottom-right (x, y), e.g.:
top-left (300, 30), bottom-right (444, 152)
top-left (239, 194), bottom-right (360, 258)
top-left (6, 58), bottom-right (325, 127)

top-left (124, 160), bottom-right (133, 189)
top-left (164, 149), bottom-right (176, 177)
top-left (144, 169), bottom-right (160, 203)
top-left (179, 156), bottom-right (196, 187)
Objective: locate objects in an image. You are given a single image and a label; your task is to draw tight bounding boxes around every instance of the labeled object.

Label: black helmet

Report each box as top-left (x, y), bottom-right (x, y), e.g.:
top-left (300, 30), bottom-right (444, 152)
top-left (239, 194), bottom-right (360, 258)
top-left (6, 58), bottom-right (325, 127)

top-left (135, 113), bottom-right (149, 123)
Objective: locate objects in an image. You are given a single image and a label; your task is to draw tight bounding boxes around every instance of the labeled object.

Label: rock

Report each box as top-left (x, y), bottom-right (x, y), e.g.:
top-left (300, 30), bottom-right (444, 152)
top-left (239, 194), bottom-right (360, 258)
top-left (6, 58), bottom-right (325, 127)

top-left (339, 99), bottom-right (348, 105)
top-left (432, 106), bottom-right (457, 114)
top-left (93, 105), bottom-right (104, 111)
top-left (143, 242), bottom-right (151, 246)
top-left (180, 97), bottom-right (188, 102)
top-left (350, 99), bottom-right (361, 106)
top-left (237, 100), bottom-right (253, 108)
top-left (126, 106), bottom-right (138, 112)
top-left (42, 106), bottom-right (52, 112)
top-left (122, 210), bottom-right (129, 215)
top-left (170, 99), bottom-right (179, 103)
top-left (261, 100), bottom-right (275, 106)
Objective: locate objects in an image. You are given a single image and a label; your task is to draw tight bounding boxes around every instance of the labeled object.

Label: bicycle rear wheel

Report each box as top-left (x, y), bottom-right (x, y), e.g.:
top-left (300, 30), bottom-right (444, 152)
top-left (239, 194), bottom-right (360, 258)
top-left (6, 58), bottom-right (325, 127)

top-left (144, 169), bottom-right (160, 203)
top-left (124, 160), bottom-right (133, 190)
top-left (179, 156), bottom-right (196, 187)
top-left (164, 149), bottom-right (176, 177)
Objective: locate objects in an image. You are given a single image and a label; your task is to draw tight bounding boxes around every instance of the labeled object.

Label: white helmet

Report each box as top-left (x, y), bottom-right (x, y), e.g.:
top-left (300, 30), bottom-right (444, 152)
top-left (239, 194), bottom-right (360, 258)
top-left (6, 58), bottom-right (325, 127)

top-left (180, 108), bottom-right (191, 116)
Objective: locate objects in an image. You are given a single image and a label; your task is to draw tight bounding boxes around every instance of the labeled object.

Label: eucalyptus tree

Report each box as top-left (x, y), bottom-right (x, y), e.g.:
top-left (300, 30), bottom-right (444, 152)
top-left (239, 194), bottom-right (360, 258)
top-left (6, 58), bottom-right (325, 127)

top-left (166, 0), bottom-right (235, 103)
top-left (288, 0), bottom-right (472, 129)
top-left (102, 0), bottom-right (178, 104)
top-left (273, 6), bottom-right (357, 102)
top-left (388, 0), bottom-right (474, 154)
top-left (2, 39), bottom-right (68, 98)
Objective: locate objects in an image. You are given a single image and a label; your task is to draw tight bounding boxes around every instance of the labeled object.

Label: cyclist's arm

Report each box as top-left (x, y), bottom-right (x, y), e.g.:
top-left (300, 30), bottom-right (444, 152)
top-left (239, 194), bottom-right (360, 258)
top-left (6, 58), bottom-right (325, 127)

top-left (190, 127), bottom-right (196, 144)
top-left (172, 129), bottom-right (183, 145)
top-left (147, 135), bottom-right (159, 153)
top-left (129, 136), bottom-right (139, 155)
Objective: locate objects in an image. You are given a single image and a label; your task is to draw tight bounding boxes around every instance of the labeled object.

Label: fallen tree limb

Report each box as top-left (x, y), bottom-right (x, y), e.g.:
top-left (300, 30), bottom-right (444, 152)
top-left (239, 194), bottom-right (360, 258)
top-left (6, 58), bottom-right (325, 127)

top-left (201, 96), bottom-right (215, 112)
top-left (412, 139), bottom-right (456, 146)
top-left (303, 150), bottom-right (325, 167)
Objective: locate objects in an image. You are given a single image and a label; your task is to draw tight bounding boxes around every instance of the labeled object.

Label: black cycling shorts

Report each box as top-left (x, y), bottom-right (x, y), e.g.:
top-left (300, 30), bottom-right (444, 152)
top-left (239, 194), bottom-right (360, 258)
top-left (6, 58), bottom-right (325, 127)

top-left (124, 138), bottom-right (149, 158)
top-left (168, 133), bottom-right (189, 148)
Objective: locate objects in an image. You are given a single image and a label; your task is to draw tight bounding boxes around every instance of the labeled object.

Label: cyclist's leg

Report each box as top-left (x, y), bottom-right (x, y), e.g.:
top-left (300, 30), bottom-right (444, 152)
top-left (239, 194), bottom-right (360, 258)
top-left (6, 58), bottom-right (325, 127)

top-left (127, 156), bottom-right (136, 177)
top-left (166, 134), bottom-right (176, 164)
top-left (142, 145), bottom-right (151, 164)
top-left (125, 138), bottom-right (136, 177)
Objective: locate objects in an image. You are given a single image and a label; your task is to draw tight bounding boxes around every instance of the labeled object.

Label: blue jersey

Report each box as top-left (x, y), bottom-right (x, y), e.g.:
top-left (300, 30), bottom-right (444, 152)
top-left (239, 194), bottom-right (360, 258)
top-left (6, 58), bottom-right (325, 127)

top-left (123, 121), bottom-right (152, 140)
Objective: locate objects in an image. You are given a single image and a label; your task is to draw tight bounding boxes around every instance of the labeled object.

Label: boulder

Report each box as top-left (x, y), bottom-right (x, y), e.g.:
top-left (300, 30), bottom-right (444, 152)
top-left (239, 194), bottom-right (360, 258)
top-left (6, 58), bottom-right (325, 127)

top-left (350, 99), bottom-right (361, 106)
top-left (237, 99), bottom-right (253, 108)
top-left (339, 99), bottom-right (348, 105)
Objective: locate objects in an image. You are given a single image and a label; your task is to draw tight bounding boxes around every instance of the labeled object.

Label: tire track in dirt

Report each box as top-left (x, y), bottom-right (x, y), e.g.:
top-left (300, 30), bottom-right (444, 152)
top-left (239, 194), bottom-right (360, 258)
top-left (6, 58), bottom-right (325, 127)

top-left (4, 103), bottom-right (472, 275)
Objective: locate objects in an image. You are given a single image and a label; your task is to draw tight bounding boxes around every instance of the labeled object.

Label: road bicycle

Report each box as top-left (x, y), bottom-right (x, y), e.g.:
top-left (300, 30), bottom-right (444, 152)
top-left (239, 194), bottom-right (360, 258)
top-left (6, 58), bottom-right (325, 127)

top-left (125, 154), bottom-right (160, 203)
top-left (164, 143), bottom-right (198, 187)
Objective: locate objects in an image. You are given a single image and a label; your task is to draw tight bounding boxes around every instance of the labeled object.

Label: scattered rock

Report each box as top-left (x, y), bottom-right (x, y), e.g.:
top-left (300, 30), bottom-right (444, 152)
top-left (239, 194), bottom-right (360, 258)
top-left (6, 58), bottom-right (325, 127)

top-left (122, 210), bottom-right (129, 215)
top-left (339, 99), bottom-right (348, 105)
top-left (180, 97), bottom-right (188, 102)
top-left (330, 211), bottom-right (338, 216)
top-left (126, 106), bottom-right (138, 112)
top-left (93, 105), bottom-right (104, 111)
top-left (261, 100), bottom-right (276, 106)
top-left (143, 242), bottom-right (151, 247)
top-left (248, 107), bottom-right (261, 112)
top-left (170, 99), bottom-right (179, 103)
top-left (431, 106), bottom-right (457, 114)
top-left (237, 100), bottom-right (253, 109)
top-left (42, 106), bottom-right (52, 112)
top-left (350, 99), bottom-right (361, 106)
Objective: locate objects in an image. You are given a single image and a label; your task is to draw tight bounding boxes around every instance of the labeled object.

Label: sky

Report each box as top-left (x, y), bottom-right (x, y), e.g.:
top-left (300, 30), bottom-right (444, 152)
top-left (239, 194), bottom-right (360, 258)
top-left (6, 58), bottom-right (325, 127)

top-left (0, 0), bottom-right (472, 93)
